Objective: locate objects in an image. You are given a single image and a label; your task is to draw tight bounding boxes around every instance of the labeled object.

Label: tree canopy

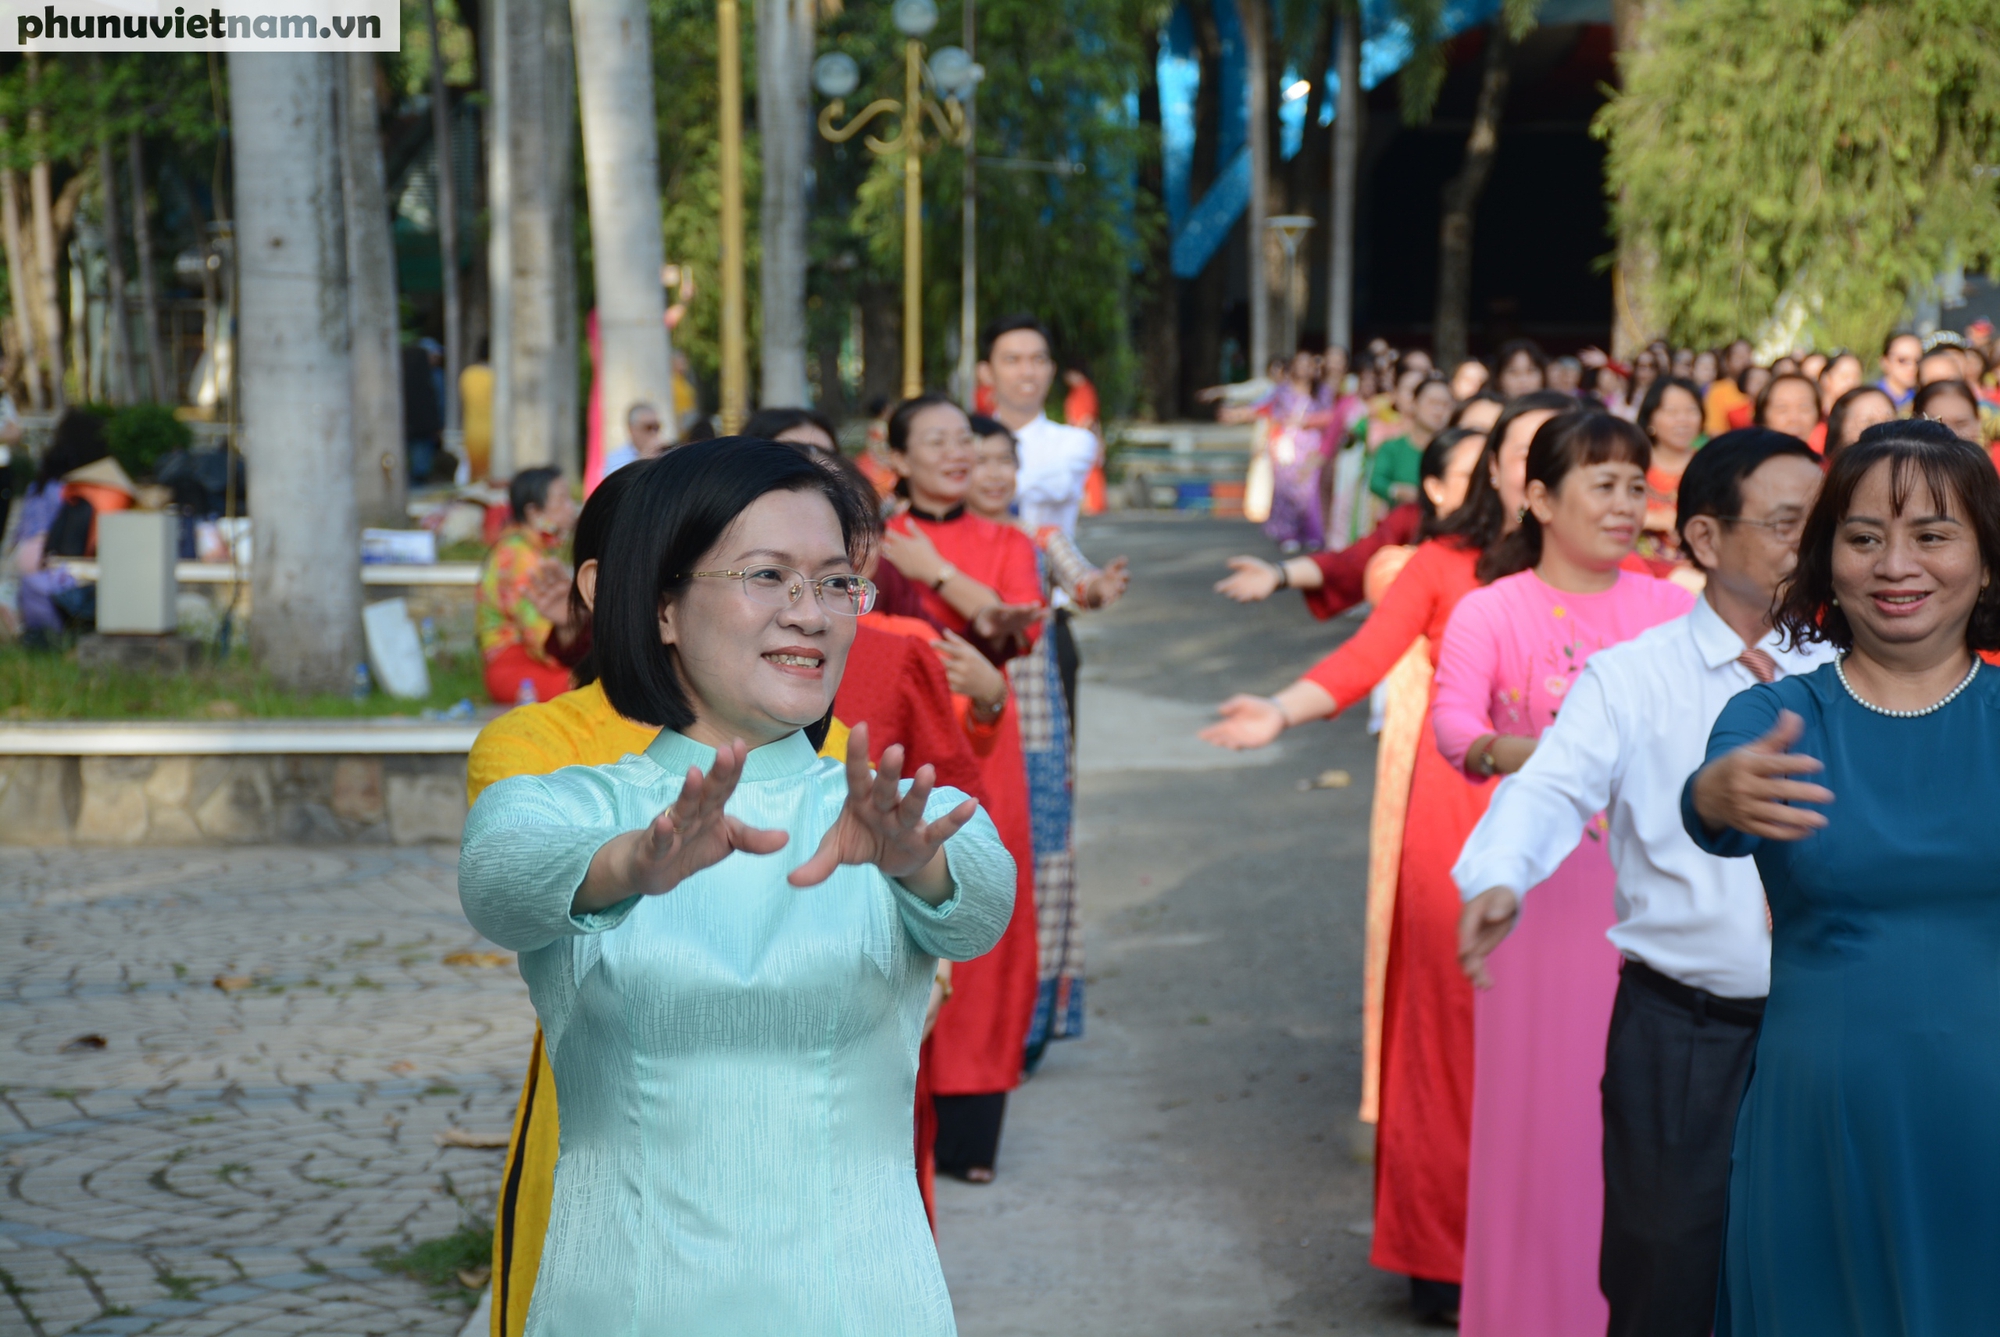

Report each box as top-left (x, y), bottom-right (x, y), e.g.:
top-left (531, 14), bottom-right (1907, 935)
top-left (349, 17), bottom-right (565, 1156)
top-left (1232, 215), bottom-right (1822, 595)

top-left (1598, 0), bottom-right (2000, 350)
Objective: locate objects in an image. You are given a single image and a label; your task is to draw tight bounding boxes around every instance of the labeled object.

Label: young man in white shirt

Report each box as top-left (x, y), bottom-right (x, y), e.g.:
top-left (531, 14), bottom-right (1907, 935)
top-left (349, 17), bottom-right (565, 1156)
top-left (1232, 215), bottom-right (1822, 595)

top-left (1454, 429), bottom-right (1828, 1337)
top-left (978, 315), bottom-right (1099, 539)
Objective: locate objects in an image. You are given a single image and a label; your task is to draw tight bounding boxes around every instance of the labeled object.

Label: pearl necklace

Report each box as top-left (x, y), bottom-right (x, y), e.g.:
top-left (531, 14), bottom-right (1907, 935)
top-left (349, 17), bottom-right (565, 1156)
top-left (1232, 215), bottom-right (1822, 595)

top-left (1834, 654), bottom-right (1981, 719)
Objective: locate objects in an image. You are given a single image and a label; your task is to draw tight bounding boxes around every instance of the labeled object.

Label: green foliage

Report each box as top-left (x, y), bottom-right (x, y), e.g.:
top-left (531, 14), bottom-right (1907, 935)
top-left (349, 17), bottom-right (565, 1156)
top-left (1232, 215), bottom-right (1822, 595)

top-left (1394, 0), bottom-right (1543, 124)
top-left (1598, 0), bottom-right (2000, 350)
top-left (814, 0), bottom-right (1160, 411)
top-left (0, 645), bottom-right (487, 720)
top-left (103, 403), bottom-right (193, 480)
top-left (650, 0), bottom-right (762, 391)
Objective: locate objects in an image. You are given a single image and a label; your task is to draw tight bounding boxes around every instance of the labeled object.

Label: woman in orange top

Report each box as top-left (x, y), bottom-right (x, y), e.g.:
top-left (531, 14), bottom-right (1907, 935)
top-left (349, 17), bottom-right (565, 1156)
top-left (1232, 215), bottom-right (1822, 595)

top-left (1633, 376), bottom-right (1705, 575)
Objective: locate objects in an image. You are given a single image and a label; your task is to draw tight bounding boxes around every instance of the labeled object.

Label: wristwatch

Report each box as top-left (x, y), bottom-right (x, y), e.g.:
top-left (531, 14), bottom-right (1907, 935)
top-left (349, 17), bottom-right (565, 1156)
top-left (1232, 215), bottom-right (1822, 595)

top-left (1270, 559), bottom-right (1290, 590)
top-left (1473, 738), bottom-right (1499, 777)
top-left (933, 561), bottom-right (958, 591)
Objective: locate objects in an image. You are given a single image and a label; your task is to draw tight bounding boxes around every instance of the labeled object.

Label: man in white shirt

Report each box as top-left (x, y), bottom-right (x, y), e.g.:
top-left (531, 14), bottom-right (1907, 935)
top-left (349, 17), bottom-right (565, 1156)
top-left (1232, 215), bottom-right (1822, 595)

top-left (979, 315), bottom-right (1099, 538)
top-left (1454, 429), bottom-right (1828, 1337)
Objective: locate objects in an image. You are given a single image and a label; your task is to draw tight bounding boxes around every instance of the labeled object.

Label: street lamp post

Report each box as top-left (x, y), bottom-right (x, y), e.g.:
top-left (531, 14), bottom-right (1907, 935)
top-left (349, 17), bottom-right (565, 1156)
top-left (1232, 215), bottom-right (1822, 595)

top-left (1267, 215), bottom-right (1315, 359)
top-left (814, 0), bottom-right (978, 400)
top-left (718, 0), bottom-right (748, 434)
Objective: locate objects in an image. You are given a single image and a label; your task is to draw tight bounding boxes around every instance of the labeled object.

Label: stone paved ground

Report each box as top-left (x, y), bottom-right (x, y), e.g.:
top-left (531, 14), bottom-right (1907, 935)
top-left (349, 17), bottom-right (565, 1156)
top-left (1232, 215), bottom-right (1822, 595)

top-left (0, 847), bottom-right (532, 1336)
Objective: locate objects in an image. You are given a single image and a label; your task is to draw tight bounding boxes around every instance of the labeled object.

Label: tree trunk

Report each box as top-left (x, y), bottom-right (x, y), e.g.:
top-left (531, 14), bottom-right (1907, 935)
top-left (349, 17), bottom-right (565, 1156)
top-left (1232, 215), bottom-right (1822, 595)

top-left (1137, 26), bottom-right (1179, 419)
top-left (1433, 22), bottom-right (1515, 368)
top-left (26, 63), bottom-right (66, 407)
top-left (546, 0), bottom-right (579, 475)
top-left (423, 0), bottom-right (464, 440)
top-left (1327, 5), bottom-right (1359, 354)
top-left (127, 132), bottom-right (169, 403)
top-left (96, 123), bottom-right (134, 406)
top-left (572, 0), bottom-right (675, 446)
top-left (757, 0), bottom-right (812, 408)
top-left (1608, 0), bottom-right (1660, 356)
top-left (859, 283), bottom-right (901, 409)
top-left (494, 0), bottom-right (581, 476)
top-left (1241, 0), bottom-right (1271, 373)
top-left (229, 52), bottom-right (363, 693)
top-left (0, 127), bottom-right (46, 411)
top-left (339, 52), bottom-right (408, 527)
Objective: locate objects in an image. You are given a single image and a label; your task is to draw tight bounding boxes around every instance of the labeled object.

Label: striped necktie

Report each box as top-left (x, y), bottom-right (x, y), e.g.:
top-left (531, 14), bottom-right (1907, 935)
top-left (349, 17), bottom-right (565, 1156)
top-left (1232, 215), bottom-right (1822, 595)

top-left (1738, 647), bottom-right (1779, 683)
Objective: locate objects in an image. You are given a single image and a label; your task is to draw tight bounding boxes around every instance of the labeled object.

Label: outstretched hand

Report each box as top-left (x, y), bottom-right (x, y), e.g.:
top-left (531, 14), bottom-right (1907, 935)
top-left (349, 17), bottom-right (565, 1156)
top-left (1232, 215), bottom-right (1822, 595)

top-left (790, 724), bottom-right (979, 899)
top-left (971, 601), bottom-right (1042, 645)
top-left (1215, 555), bottom-right (1282, 603)
top-left (1690, 710), bottom-right (1833, 842)
top-left (1457, 887), bottom-right (1520, 990)
top-left (573, 740), bottom-right (789, 914)
top-left (1084, 557), bottom-right (1131, 609)
top-left (1200, 694), bottom-right (1288, 750)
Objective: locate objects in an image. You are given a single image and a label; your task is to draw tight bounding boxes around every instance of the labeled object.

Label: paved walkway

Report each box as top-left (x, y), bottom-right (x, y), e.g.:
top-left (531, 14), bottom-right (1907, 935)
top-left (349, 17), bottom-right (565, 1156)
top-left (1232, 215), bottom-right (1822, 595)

top-left (0, 847), bottom-right (530, 1336)
top-left (2, 514), bottom-right (1434, 1337)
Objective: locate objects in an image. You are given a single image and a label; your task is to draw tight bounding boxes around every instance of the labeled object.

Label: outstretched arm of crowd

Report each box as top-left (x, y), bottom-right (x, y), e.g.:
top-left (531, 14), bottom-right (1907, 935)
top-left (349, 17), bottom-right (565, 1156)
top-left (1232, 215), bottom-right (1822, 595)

top-left (1454, 667), bottom-right (1623, 986)
top-left (1201, 544), bottom-right (1445, 751)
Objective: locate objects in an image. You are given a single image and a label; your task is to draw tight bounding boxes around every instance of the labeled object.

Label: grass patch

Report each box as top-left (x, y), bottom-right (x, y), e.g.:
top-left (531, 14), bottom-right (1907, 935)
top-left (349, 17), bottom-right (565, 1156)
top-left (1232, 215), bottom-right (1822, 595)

top-left (369, 1224), bottom-right (493, 1307)
top-left (157, 1271), bottom-right (215, 1301)
top-left (0, 644), bottom-right (485, 721)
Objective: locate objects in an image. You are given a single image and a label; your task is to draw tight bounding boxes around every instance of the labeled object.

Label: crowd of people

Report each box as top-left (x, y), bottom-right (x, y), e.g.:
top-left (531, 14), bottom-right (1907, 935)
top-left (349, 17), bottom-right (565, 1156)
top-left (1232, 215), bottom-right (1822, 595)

top-left (461, 315), bottom-right (1127, 1335)
top-left (1202, 325), bottom-right (2000, 1334)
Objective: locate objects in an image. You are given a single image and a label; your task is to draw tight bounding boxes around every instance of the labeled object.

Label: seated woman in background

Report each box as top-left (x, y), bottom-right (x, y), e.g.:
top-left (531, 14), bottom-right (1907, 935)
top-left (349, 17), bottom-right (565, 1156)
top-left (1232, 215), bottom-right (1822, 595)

top-left (476, 466), bottom-right (582, 705)
top-left (460, 438), bottom-right (1014, 1335)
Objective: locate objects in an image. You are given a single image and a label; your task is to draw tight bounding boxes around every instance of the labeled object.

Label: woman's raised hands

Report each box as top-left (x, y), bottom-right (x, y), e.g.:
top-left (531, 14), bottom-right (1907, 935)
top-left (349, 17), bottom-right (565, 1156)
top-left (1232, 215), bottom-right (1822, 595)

top-left (791, 723), bottom-right (978, 901)
top-left (572, 740), bottom-right (790, 914)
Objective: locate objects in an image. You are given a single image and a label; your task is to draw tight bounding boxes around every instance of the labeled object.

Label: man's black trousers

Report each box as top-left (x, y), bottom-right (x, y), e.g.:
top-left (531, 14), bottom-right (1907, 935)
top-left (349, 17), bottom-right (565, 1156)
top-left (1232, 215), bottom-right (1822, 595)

top-left (1600, 959), bottom-right (1763, 1337)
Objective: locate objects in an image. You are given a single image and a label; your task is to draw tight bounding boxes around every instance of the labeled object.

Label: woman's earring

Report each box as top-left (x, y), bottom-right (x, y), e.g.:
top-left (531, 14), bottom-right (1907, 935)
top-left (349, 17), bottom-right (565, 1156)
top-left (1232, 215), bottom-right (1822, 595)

top-left (1830, 596), bottom-right (1839, 607)
top-left (1516, 507), bottom-right (1529, 523)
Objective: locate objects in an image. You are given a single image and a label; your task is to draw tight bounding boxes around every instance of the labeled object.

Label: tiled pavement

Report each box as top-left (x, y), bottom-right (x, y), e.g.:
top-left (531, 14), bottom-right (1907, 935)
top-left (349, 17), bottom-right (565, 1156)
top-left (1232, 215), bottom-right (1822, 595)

top-left (0, 847), bottom-right (535, 1336)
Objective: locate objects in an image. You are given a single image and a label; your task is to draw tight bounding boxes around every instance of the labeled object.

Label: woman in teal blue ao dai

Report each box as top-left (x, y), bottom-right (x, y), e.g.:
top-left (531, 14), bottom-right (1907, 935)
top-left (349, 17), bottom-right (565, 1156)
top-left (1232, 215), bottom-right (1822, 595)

top-left (459, 441), bottom-right (1015, 1336)
top-left (1685, 423), bottom-right (2000, 1336)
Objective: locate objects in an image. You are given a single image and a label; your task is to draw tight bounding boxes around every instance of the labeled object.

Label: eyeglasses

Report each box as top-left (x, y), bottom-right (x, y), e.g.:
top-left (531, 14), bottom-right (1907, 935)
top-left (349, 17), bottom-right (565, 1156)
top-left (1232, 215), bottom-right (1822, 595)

top-left (689, 565), bottom-right (878, 616)
top-left (1720, 515), bottom-right (1805, 541)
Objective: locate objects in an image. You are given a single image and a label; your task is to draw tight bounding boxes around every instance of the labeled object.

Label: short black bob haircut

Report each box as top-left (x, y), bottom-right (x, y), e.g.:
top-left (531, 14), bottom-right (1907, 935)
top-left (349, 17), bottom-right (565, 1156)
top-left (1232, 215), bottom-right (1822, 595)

top-left (1673, 427), bottom-right (1822, 573)
top-left (1775, 419), bottom-right (2000, 654)
top-left (564, 458), bottom-right (648, 690)
top-left (592, 437), bottom-right (877, 732)
top-left (508, 466), bottom-right (565, 523)
top-left (1479, 411), bottom-right (1651, 583)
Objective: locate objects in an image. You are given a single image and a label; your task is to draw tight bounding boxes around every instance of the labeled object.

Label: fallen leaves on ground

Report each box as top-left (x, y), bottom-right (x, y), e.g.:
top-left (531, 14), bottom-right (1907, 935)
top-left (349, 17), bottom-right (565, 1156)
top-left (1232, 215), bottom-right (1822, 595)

top-left (435, 1128), bottom-right (510, 1148)
top-left (212, 975), bottom-right (254, 992)
top-left (442, 950), bottom-right (512, 968)
top-left (61, 1033), bottom-right (108, 1051)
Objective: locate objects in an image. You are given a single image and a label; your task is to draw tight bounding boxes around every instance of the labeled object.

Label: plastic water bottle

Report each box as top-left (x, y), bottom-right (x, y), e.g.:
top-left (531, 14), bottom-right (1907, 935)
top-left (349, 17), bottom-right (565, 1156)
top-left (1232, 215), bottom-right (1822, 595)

top-left (351, 663), bottom-right (373, 702)
top-left (515, 677), bottom-right (538, 707)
